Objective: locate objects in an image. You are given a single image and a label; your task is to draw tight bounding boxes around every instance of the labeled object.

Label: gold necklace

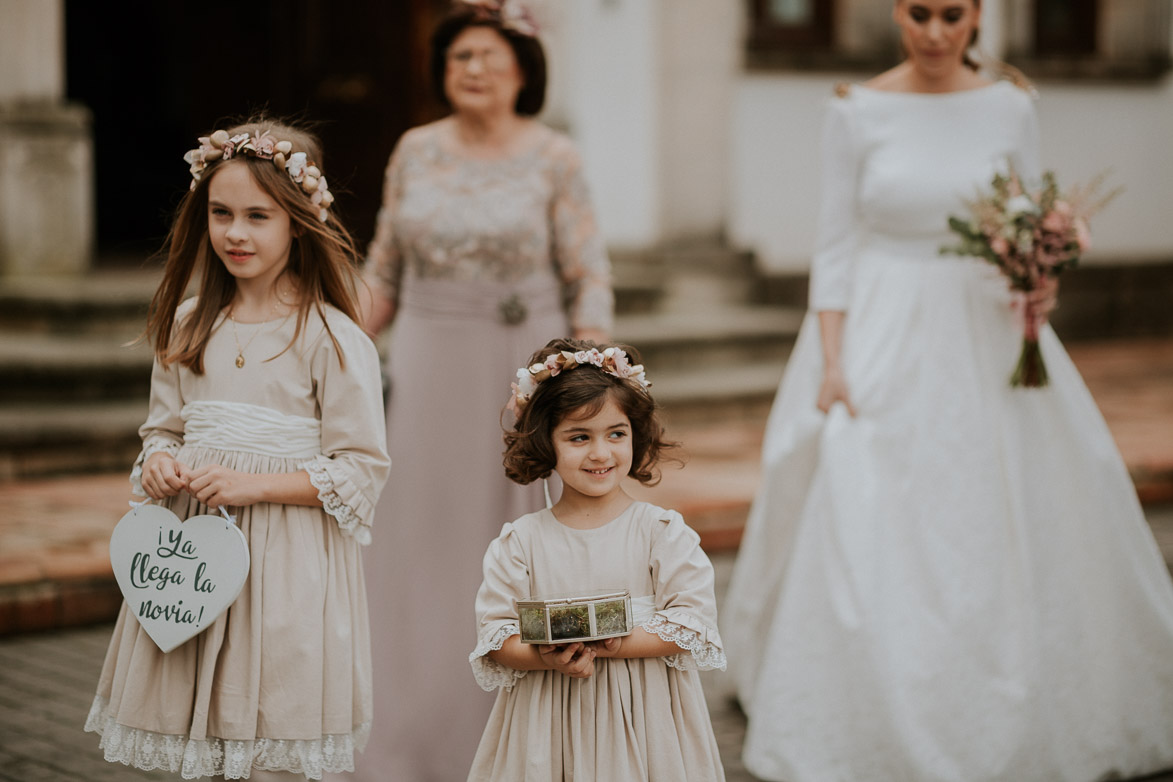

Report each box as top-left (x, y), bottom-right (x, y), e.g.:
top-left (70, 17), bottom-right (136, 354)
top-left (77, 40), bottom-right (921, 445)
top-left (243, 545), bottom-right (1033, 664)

top-left (227, 299), bottom-right (280, 368)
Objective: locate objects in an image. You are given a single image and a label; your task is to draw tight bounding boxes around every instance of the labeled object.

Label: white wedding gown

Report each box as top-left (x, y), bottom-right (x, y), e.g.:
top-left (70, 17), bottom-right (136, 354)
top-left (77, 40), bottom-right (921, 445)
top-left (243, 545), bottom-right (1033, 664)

top-left (723, 82), bottom-right (1173, 782)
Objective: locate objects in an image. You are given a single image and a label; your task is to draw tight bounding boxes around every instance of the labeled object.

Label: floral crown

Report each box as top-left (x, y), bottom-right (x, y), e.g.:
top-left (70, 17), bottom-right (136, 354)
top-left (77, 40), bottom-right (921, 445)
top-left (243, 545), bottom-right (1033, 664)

top-left (183, 129), bottom-right (335, 222)
top-left (510, 347), bottom-right (650, 414)
top-left (461, 0), bottom-right (539, 37)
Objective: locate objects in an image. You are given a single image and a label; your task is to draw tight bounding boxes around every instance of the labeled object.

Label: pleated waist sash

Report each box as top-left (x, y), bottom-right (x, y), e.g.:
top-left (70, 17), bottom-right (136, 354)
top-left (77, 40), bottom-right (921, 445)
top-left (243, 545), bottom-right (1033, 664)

top-left (181, 400), bottom-right (321, 459)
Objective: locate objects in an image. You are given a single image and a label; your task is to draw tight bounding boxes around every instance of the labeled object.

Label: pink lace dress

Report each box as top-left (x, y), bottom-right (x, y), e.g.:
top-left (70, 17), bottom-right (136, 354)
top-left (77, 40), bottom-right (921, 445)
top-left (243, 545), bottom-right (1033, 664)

top-left (354, 119), bottom-right (614, 781)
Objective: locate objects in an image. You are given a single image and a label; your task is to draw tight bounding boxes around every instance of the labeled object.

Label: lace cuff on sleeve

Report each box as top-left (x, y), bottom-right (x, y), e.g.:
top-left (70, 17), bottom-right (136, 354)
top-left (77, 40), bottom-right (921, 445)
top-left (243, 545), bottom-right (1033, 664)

top-left (642, 612), bottom-right (727, 672)
top-left (301, 455), bottom-right (374, 545)
top-left (469, 624), bottom-right (528, 692)
top-left (129, 436), bottom-right (183, 497)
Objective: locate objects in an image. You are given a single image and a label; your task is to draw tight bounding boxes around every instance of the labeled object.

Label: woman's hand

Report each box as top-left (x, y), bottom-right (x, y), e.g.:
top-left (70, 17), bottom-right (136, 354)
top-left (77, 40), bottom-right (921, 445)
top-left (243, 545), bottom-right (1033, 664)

top-left (817, 364), bottom-right (857, 417)
top-left (538, 642), bottom-right (596, 678)
top-left (358, 281), bottom-right (396, 338)
top-left (186, 465), bottom-right (263, 508)
top-left (141, 452), bottom-right (191, 500)
top-left (1025, 276), bottom-right (1060, 324)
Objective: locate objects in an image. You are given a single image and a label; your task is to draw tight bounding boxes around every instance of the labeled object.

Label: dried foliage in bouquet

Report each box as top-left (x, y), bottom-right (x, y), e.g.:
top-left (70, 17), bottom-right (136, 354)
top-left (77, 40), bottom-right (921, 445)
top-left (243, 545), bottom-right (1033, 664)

top-left (942, 167), bottom-right (1119, 387)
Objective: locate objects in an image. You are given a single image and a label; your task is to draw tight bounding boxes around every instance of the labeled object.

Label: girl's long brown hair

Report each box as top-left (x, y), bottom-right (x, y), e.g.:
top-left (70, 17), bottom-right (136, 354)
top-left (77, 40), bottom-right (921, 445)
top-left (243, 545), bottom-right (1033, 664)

top-left (146, 117), bottom-right (362, 373)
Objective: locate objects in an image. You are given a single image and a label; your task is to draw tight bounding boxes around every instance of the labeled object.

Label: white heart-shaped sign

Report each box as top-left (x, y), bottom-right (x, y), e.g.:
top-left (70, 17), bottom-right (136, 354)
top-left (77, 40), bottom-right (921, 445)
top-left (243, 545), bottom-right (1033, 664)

top-left (110, 504), bottom-right (250, 653)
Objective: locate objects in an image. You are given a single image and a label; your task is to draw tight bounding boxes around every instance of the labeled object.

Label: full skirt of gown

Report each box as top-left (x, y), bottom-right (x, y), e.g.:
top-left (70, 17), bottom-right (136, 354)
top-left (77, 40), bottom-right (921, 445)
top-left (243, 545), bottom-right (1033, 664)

top-left (723, 243), bottom-right (1173, 782)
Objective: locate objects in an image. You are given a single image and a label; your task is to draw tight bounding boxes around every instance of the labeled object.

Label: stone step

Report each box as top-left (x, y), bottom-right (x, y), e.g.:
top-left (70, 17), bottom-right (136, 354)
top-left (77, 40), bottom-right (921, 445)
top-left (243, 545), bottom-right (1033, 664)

top-left (615, 305), bottom-right (804, 370)
top-left (0, 261), bottom-right (671, 337)
top-left (0, 249), bottom-right (793, 478)
top-left (0, 333), bottom-right (151, 403)
top-left (0, 400), bottom-right (146, 480)
top-left (0, 270), bottom-right (159, 336)
top-left (651, 362), bottom-right (784, 423)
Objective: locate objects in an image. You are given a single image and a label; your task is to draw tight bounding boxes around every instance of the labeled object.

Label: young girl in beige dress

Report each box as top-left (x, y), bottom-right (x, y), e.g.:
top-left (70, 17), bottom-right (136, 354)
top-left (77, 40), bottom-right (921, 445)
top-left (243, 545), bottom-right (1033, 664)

top-left (467, 338), bottom-right (726, 781)
top-left (85, 119), bottom-right (391, 780)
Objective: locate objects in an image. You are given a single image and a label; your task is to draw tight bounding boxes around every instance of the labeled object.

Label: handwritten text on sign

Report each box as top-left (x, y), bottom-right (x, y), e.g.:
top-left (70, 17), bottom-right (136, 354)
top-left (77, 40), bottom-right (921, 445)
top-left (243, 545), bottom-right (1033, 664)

top-left (110, 504), bottom-right (250, 653)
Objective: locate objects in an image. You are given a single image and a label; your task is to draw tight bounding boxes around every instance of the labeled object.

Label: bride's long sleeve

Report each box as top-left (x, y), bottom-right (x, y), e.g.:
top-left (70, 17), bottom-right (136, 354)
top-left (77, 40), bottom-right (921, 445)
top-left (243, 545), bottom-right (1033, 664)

top-left (808, 94), bottom-right (863, 314)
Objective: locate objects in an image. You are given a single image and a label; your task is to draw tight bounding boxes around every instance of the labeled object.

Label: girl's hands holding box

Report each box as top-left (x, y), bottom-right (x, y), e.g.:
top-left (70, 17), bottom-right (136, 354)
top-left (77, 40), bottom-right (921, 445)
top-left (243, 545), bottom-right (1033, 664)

top-left (538, 642), bottom-right (596, 679)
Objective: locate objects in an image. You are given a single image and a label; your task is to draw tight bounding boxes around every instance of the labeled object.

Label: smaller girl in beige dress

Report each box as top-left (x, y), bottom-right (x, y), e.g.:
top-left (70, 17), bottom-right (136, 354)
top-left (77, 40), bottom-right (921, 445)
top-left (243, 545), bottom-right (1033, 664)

top-left (467, 338), bottom-right (727, 781)
top-left (85, 118), bottom-right (390, 780)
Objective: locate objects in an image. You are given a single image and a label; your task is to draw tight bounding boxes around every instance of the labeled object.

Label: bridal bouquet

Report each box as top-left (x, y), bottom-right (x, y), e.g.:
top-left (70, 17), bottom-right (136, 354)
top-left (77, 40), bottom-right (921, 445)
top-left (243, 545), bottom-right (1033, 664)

top-left (942, 167), bottom-right (1118, 387)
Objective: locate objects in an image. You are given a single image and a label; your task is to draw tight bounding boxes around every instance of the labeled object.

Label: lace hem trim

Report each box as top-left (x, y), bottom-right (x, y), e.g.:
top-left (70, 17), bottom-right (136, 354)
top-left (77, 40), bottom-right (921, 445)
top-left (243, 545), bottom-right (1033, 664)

top-left (302, 456), bottom-right (371, 545)
top-left (469, 624), bottom-right (528, 692)
top-left (129, 437), bottom-right (183, 497)
top-left (642, 614), bottom-right (728, 672)
top-left (85, 695), bottom-right (369, 780)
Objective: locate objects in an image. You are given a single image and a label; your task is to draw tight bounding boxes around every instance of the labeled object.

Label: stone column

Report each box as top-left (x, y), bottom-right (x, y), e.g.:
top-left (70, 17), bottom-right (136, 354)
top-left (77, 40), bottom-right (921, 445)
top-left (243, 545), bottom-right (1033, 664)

top-left (0, 0), bottom-right (94, 277)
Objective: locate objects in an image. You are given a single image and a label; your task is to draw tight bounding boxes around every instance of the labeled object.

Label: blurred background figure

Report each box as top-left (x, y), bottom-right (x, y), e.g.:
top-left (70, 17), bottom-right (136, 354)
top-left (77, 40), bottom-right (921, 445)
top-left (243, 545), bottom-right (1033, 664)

top-left (351, 2), bottom-right (613, 779)
top-left (722, 1), bottom-right (1173, 781)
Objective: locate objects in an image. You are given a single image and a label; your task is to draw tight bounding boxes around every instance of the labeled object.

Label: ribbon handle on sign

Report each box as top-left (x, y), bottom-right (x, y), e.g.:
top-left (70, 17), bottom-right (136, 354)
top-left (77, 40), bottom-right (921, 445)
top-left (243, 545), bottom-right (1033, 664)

top-left (128, 499), bottom-right (236, 529)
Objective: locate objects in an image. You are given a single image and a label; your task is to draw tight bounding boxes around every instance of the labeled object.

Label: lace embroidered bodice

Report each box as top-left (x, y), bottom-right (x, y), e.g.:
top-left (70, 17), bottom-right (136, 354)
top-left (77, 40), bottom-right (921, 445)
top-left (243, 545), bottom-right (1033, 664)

top-left (365, 120), bottom-right (614, 332)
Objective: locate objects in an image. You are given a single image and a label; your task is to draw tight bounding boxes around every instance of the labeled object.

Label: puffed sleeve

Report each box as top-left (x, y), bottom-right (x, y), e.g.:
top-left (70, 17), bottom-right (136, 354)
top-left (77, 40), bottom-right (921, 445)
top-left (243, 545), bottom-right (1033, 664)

top-left (468, 523), bottom-right (531, 691)
top-left (129, 357), bottom-right (186, 497)
top-left (1010, 88), bottom-right (1042, 184)
top-left (129, 298), bottom-right (197, 496)
top-left (362, 138), bottom-right (408, 306)
top-left (642, 512), bottom-right (728, 672)
top-left (300, 314), bottom-right (391, 545)
top-left (808, 93), bottom-right (863, 312)
top-left (549, 137), bottom-right (614, 335)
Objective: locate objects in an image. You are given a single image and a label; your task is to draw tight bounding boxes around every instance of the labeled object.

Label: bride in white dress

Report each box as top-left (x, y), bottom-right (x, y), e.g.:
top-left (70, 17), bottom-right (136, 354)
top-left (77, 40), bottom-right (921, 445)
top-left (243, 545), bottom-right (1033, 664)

top-left (722, 2), bottom-right (1173, 781)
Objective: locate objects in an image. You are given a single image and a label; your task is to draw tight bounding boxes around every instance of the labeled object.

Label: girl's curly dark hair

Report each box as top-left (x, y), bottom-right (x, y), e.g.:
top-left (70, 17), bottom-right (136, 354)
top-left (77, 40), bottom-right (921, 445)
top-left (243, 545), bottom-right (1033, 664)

top-left (503, 338), bottom-right (679, 486)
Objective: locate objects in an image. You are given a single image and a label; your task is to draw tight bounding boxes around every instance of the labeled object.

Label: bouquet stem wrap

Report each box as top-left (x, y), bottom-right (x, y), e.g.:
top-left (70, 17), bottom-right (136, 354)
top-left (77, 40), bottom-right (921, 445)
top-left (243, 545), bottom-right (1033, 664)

top-left (1012, 298), bottom-right (1047, 387)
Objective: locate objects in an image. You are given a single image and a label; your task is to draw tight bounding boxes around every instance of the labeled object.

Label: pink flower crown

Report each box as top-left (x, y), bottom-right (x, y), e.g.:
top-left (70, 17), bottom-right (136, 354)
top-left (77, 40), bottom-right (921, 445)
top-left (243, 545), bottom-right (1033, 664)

top-left (461, 0), bottom-right (539, 37)
top-left (510, 347), bottom-right (651, 414)
top-left (183, 129), bottom-right (335, 222)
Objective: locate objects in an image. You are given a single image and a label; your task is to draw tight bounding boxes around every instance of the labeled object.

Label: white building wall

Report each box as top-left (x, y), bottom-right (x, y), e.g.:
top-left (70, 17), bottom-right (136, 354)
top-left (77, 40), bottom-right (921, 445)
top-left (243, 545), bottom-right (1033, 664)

top-left (657, 1), bottom-right (741, 241)
top-left (545, 0), bottom-right (662, 250)
top-left (541, 0), bottom-right (1173, 269)
top-left (729, 71), bottom-right (1173, 273)
top-left (728, 2), bottom-right (1173, 272)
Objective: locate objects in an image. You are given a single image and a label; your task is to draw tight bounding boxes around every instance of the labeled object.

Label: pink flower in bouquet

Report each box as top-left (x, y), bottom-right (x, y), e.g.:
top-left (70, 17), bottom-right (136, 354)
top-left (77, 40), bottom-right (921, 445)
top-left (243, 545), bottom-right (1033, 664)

top-left (990, 235), bottom-right (1010, 259)
top-left (1041, 205), bottom-right (1071, 235)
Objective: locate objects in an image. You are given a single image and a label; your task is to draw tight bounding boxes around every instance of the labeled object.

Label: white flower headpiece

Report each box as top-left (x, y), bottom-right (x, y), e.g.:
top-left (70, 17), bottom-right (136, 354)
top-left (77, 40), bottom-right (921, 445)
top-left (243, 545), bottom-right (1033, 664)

top-left (509, 347), bottom-right (650, 414)
top-left (461, 0), bottom-right (539, 37)
top-left (183, 129), bottom-right (335, 222)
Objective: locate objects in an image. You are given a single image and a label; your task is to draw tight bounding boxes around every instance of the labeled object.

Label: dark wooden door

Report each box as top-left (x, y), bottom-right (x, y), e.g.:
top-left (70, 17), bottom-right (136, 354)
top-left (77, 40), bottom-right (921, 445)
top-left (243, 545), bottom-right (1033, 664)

top-left (66, 0), bottom-right (446, 263)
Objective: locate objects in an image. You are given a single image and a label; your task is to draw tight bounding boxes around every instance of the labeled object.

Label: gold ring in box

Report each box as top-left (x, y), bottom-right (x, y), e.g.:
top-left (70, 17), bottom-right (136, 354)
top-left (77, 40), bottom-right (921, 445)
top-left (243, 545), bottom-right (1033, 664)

top-left (515, 590), bottom-right (633, 644)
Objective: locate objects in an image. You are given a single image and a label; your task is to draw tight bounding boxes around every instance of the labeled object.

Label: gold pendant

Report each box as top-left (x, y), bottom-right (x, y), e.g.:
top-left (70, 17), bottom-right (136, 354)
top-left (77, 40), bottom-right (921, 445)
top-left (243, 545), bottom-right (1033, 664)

top-left (235, 354), bottom-right (245, 369)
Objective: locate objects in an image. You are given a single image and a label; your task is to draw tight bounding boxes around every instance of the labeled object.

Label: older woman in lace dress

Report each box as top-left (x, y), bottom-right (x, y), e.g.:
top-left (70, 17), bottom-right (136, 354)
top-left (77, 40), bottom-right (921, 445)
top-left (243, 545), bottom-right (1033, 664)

top-left (351, 3), bottom-right (613, 780)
